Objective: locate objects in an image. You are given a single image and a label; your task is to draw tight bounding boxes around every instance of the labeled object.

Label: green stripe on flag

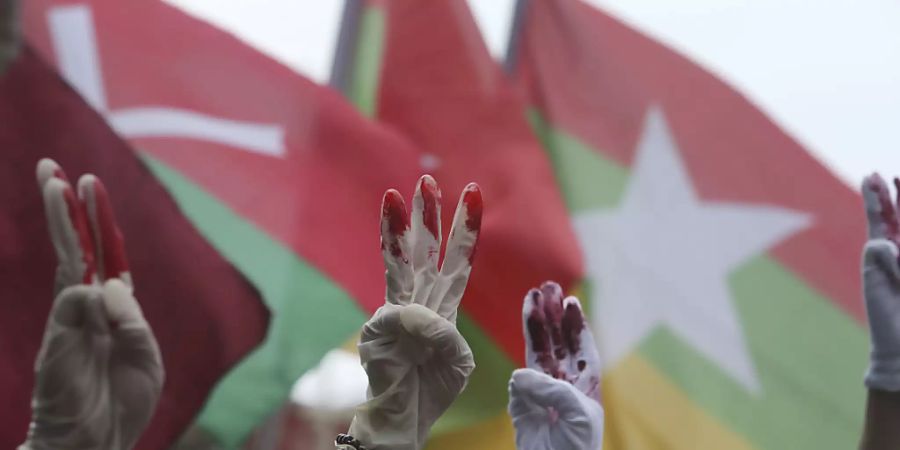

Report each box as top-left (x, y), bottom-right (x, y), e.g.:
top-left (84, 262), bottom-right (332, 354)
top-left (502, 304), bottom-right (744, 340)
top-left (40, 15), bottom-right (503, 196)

top-left (525, 109), bottom-right (868, 448)
top-left (642, 256), bottom-right (866, 449)
top-left (141, 154), bottom-right (368, 447)
top-left (348, 5), bottom-right (386, 117)
top-left (527, 109), bottom-right (628, 212)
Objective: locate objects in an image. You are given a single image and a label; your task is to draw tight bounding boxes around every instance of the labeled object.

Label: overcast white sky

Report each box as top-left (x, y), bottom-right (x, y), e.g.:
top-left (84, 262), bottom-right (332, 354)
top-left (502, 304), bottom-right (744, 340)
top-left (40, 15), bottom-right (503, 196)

top-left (164, 0), bottom-right (900, 189)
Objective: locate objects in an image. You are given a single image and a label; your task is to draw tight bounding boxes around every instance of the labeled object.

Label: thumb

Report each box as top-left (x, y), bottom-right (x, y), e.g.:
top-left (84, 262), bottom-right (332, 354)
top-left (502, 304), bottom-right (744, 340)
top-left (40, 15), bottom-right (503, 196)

top-left (864, 239), bottom-right (900, 283)
top-left (104, 279), bottom-right (163, 374)
top-left (509, 368), bottom-right (582, 415)
top-left (37, 285), bottom-right (107, 375)
top-left (102, 278), bottom-right (145, 330)
top-left (49, 284), bottom-right (106, 332)
top-left (399, 304), bottom-right (473, 371)
top-left (509, 369), bottom-right (604, 450)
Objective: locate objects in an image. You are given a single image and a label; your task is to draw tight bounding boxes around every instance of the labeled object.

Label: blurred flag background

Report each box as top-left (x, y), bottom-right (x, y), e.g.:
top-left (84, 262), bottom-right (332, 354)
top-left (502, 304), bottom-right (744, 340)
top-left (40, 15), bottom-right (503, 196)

top-left (2, 0), bottom-right (899, 449)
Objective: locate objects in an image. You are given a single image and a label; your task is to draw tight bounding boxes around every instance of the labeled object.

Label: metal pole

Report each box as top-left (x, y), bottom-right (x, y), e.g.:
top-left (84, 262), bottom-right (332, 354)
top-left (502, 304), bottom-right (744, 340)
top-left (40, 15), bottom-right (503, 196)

top-left (503, 0), bottom-right (531, 74)
top-left (0, 0), bottom-right (20, 74)
top-left (329, 0), bottom-right (364, 93)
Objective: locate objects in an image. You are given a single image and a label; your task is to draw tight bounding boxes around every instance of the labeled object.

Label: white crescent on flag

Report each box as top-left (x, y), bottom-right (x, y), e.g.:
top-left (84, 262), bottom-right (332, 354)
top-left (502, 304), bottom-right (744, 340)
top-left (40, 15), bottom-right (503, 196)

top-left (47, 4), bottom-right (285, 157)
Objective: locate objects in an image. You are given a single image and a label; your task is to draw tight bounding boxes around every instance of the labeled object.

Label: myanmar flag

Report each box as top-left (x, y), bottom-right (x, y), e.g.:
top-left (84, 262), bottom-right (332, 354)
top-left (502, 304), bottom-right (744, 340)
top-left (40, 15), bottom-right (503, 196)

top-left (509, 0), bottom-right (869, 448)
top-left (332, 0), bottom-right (584, 448)
top-left (23, 0), bottom-right (421, 446)
top-left (0, 46), bottom-right (269, 449)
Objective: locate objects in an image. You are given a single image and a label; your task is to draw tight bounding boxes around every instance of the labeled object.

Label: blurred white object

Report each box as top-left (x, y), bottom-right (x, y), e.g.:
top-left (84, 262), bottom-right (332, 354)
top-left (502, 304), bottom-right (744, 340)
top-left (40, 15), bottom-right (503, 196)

top-left (291, 348), bottom-right (368, 413)
top-left (287, 348), bottom-right (366, 450)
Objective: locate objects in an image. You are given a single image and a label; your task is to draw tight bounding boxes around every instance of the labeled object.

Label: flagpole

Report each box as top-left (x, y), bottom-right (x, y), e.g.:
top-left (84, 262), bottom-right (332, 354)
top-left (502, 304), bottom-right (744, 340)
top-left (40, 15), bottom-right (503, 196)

top-left (503, 0), bottom-right (531, 74)
top-left (330, 0), bottom-right (363, 94)
top-left (0, 0), bottom-right (20, 73)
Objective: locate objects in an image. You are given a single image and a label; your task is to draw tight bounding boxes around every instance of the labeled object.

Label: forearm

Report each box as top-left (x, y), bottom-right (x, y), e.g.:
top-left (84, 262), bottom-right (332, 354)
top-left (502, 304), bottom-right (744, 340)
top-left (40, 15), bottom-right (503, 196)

top-left (859, 389), bottom-right (900, 450)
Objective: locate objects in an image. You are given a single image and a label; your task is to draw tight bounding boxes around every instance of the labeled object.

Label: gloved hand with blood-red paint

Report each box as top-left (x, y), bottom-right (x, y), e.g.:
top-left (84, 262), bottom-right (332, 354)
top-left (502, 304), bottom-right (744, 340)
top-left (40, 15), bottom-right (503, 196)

top-left (347, 175), bottom-right (482, 450)
top-left (861, 173), bottom-right (900, 392)
top-left (508, 282), bottom-right (604, 450)
top-left (20, 159), bottom-right (164, 450)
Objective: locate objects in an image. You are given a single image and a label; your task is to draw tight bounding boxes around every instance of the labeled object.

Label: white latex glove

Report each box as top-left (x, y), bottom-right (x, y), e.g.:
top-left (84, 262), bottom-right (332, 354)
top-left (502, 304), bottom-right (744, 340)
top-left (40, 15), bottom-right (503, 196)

top-left (861, 173), bottom-right (900, 392)
top-left (20, 159), bottom-right (164, 450)
top-left (347, 175), bottom-right (482, 450)
top-left (508, 282), bottom-right (604, 450)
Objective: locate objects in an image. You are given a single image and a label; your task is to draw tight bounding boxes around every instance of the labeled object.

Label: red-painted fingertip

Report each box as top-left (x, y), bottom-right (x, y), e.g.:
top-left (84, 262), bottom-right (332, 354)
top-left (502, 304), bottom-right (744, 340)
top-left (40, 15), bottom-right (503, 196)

top-left (865, 173), bottom-right (890, 196)
top-left (382, 189), bottom-right (409, 260)
top-left (36, 158), bottom-right (69, 189)
top-left (61, 183), bottom-right (96, 284)
top-left (540, 281), bottom-right (564, 310)
top-left (461, 183), bottom-right (482, 233)
top-left (382, 189), bottom-right (410, 236)
top-left (865, 173), bottom-right (884, 192)
top-left (539, 281), bottom-right (566, 359)
top-left (540, 281), bottom-right (563, 300)
top-left (522, 288), bottom-right (541, 318)
top-left (562, 296), bottom-right (586, 354)
top-left (869, 174), bottom-right (900, 237)
top-left (562, 295), bottom-right (584, 312)
top-left (90, 176), bottom-right (129, 279)
top-left (418, 175), bottom-right (441, 239)
top-left (893, 177), bottom-right (900, 211)
top-left (526, 294), bottom-right (549, 354)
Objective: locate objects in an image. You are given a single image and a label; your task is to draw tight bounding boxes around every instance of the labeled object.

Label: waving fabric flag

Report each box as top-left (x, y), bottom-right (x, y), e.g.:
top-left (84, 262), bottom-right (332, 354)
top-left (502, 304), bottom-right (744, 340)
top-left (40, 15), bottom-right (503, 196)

top-left (332, 1), bottom-right (582, 448)
top-left (22, 0), bottom-right (422, 446)
top-left (0, 46), bottom-right (269, 450)
top-left (509, 0), bottom-right (869, 448)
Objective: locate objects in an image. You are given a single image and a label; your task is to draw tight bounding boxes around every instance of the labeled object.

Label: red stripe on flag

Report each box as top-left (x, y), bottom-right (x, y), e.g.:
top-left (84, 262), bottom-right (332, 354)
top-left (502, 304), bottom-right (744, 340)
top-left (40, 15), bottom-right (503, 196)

top-left (512, 0), bottom-right (866, 322)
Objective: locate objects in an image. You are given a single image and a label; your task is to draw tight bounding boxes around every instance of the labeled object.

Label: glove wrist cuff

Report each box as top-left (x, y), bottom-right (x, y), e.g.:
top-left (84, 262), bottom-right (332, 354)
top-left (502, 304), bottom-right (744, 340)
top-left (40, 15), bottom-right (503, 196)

top-left (866, 354), bottom-right (900, 391)
top-left (348, 412), bottom-right (420, 450)
top-left (335, 433), bottom-right (368, 450)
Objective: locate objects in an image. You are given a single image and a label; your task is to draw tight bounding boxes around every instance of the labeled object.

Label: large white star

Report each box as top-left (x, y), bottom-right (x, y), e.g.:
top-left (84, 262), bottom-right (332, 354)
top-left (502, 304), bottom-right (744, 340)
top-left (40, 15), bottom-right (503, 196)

top-left (573, 107), bottom-right (811, 393)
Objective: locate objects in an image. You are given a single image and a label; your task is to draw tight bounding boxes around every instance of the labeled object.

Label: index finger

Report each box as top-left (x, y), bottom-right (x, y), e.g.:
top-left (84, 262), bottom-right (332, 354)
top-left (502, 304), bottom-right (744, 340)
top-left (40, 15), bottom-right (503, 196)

top-left (862, 173), bottom-right (900, 243)
top-left (523, 287), bottom-right (560, 378)
top-left (36, 158), bottom-right (70, 189)
top-left (79, 174), bottom-right (131, 287)
top-left (380, 189), bottom-right (413, 305)
top-left (42, 177), bottom-right (96, 289)
top-left (561, 296), bottom-right (601, 401)
top-left (433, 183), bottom-right (482, 321)
top-left (411, 175), bottom-right (442, 307)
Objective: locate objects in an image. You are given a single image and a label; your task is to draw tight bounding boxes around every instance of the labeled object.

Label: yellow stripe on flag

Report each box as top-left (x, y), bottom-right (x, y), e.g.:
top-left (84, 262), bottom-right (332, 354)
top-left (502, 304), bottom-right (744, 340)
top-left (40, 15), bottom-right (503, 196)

top-left (603, 354), bottom-right (756, 450)
top-left (426, 409), bottom-right (516, 450)
top-left (425, 352), bottom-right (755, 450)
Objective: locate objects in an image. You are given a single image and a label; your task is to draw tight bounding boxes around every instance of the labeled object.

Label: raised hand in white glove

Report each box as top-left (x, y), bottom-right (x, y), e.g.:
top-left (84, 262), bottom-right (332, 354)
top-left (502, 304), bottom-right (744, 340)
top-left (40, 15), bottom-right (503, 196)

top-left (347, 175), bottom-right (482, 450)
top-left (20, 159), bottom-right (164, 450)
top-left (861, 173), bottom-right (900, 392)
top-left (508, 282), bottom-right (604, 450)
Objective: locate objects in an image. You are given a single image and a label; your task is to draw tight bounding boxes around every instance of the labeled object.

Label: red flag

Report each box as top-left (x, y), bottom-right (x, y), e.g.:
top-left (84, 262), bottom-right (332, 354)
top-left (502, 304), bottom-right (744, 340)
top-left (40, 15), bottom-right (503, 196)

top-left (372, 0), bottom-right (582, 363)
top-left (0, 46), bottom-right (269, 449)
top-left (22, 1), bottom-right (422, 445)
top-left (22, 0), bottom-right (421, 312)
